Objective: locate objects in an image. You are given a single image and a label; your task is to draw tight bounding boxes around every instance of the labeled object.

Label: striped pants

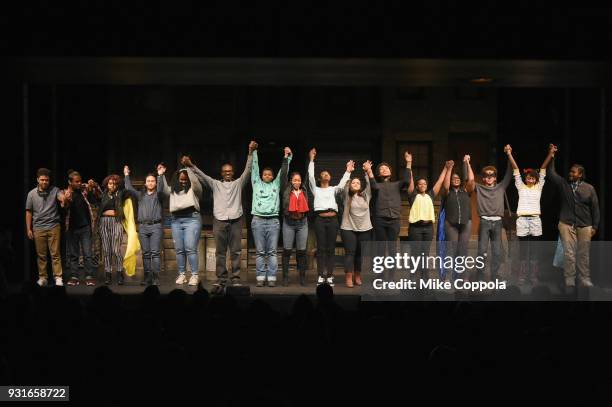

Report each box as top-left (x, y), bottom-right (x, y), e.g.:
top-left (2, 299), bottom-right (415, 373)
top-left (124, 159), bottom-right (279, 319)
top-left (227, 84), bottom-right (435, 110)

top-left (99, 216), bottom-right (124, 273)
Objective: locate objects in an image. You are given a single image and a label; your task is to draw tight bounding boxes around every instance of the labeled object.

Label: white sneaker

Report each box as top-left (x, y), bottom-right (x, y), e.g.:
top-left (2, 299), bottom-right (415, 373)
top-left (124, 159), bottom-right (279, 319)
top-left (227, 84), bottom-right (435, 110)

top-left (317, 276), bottom-right (325, 285)
top-left (55, 277), bottom-right (64, 287)
top-left (326, 276), bottom-right (335, 287)
top-left (188, 274), bottom-right (199, 286)
top-left (175, 274), bottom-right (187, 284)
top-left (37, 277), bottom-right (48, 287)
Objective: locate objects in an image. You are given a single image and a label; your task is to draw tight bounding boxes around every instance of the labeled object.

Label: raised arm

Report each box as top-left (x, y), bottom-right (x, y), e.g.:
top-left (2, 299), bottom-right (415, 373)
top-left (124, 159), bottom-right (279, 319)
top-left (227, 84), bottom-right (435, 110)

top-left (506, 146), bottom-right (524, 189)
top-left (251, 149), bottom-right (262, 188)
top-left (156, 163), bottom-right (171, 196)
top-left (540, 143), bottom-right (555, 170)
top-left (399, 151), bottom-right (413, 190)
top-left (362, 160), bottom-right (374, 200)
top-left (465, 155), bottom-right (475, 193)
top-left (123, 165), bottom-right (138, 194)
top-left (546, 144), bottom-right (564, 186)
top-left (432, 162), bottom-right (450, 197)
top-left (334, 160), bottom-right (353, 192)
top-left (238, 140), bottom-right (257, 187)
top-left (442, 160), bottom-right (453, 193)
top-left (275, 147), bottom-right (292, 188)
top-left (308, 148), bottom-right (317, 197)
top-left (500, 145), bottom-right (513, 190)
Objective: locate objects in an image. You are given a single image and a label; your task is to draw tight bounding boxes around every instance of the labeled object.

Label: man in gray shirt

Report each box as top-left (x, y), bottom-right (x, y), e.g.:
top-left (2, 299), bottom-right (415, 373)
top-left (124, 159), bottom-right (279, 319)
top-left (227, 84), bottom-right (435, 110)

top-left (184, 141), bottom-right (257, 291)
top-left (25, 168), bottom-right (65, 286)
top-left (475, 146), bottom-right (513, 281)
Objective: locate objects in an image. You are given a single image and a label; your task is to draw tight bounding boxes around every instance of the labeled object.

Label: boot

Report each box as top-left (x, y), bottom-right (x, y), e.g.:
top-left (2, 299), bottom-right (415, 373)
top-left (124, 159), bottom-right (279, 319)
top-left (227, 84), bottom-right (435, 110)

top-left (117, 270), bottom-right (124, 285)
top-left (104, 272), bottom-right (112, 285)
top-left (141, 272), bottom-right (150, 286)
top-left (282, 250), bottom-right (291, 287)
top-left (529, 261), bottom-right (539, 286)
top-left (297, 250), bottom-right (307, 286)
top-left (151, 272), bottom-right (160, 286)
top-left (518, 261), bottom-right (528, 286)
top-left (345, 272), bottom-right (354, 288)
top-left (354, 271), bottom-right (362, 286)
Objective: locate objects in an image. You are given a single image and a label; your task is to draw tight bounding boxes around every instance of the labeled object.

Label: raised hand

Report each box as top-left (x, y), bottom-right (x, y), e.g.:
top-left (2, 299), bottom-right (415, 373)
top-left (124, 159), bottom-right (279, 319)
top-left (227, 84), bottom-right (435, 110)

top-left (87, 179), bottom-right (97, 191)
top-left (284, 147), bottom-right (292, 158)
top-left (346, 160), bottom-right (355, 173)
top-left (549, 143), bottom-right (558, 155)
top-left (463, 154), bottom-right (471, 163)
top-left (503, 144), bottom-right (512, 155)
top-left (309, 148), bottom-right (317, 161)
top-left (248, 140), bottom-right (258, 153)
top-left (123, 165), bottom-right (130, 176)
top-left (157, 163), bottom-right (166, 176)
top-left (404, 151), bottom-right (412, 163)
top-left (362, 160), bottom-right (373, 173)
top-left (445, 160), bottom-right (454, 169)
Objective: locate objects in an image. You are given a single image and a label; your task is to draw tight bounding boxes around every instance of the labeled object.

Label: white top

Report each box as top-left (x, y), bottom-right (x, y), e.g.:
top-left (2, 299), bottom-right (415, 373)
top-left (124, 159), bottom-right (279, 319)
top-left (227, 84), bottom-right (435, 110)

top-left (514, 168), bottom-right (546, 216)
top-left (308, 161), bottom-right (350, 212)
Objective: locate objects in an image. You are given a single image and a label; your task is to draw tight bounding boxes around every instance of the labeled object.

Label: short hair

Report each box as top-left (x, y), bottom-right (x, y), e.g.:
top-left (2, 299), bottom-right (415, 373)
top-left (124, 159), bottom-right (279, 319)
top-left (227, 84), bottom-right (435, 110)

top-left (481, 166), bottom-right (497, 177)
top-left (102, 174), bottom-right (122, 189)
top-left (376, 162), bottom-right (392, 176)
top-left (571, 164), bottom-right (585, 180)
top-left (36, 168), bottom-right (51, 178)
top-left (262, 167), bottom-right (275, 176)
top-left (67, 170), bottom-right (81, 181)
top-left (221, 163), bottom-right (234, 171)
top-left (522, 168), bottom-right (540, 182)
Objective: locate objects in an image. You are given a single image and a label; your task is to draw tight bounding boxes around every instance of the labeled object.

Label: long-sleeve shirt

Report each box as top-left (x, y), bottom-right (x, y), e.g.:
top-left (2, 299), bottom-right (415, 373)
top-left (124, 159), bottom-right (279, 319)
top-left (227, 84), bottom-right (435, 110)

top-left (368, 167), bottom-right (411, 219)
top-left (158, 167), bottom-right (203, 215)
top-left (514, 168), bottom-right (546, 216)
top-left (307, 161), bottom-right (350, 213)
top-left (475, 160), bottom-right (512, 218)
top-left (124, 175), bottom-right (165, 222)
top-left (190, 155), bottom-right (253, 221)
top-left (250, 151), bottom-right (290, 217)
top-left (547, 158), bottom-right (600, 229)
top-left (341, 177), bottom-right (372, 231)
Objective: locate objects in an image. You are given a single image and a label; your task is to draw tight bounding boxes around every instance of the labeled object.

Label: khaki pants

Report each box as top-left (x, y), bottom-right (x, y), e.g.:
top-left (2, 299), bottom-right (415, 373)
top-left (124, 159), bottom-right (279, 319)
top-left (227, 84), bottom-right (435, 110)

top-left (33, 224), bottom-right (63, 278)
top-left (558, 222), bottom-right (592, 286)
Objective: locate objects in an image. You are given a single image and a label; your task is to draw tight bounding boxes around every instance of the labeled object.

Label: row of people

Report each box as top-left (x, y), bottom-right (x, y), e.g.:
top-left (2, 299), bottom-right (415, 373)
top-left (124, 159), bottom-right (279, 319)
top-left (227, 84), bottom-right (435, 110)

top-left (25, 142), bottom-right (599, 292)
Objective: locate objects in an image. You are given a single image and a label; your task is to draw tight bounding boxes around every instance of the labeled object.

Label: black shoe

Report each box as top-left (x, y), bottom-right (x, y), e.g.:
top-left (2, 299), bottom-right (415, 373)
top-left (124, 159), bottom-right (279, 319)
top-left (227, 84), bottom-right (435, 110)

top-left (211, 284), bottom-right (225, 295)
top-left (141, 272), bottom-right (150, 286)
top-left (151, 273), bottom-right (160, 286)
top-left (117, 271), bottom-right (124, 285)
top-left (104, 272), bottom-right (112, 285)
top-left (282, 275), bottom-right (289, 287)
top-left (231, 279), bottom-right (242, 286)
top-left (299, 270), bottom-right (306, 286)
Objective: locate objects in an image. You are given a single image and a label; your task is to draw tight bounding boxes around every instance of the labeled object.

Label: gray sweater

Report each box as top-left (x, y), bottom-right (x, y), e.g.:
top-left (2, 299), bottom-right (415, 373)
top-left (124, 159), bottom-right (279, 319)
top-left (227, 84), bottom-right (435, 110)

top-left (190, 156), bottom-right (253, 221)
top-left (159, 167), bottom-right (204, 214)
top-left (475, 161), bottom-right (512, 218)
top-left (341, 177), bottom-right (373, 232)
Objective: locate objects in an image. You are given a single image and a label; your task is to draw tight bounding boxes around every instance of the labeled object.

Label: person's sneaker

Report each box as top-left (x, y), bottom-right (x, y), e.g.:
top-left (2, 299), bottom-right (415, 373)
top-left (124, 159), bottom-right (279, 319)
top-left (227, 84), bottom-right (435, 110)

top-left (188, 274), bottom-right (199, 286)
top-left (268, 280), bottom-right (276, 287)
top-left (175, 274), bottom-right (187, 285)
top-left (37, 277), bottom-right (48, 287)
top-left (317, 276), bottom-right (326, 285)
top-left (326, 276), bottom-right (335, 287)
top-left (85, 278), bottom-right (96, 287)
top-left (256, 280), bottom-right (264, 287)
top-left (67, 278), bottom-right (79, 286)
top-left (55, 277), bottom-right (64, 287)
top-left (580, 279), bottom-right (594, 288)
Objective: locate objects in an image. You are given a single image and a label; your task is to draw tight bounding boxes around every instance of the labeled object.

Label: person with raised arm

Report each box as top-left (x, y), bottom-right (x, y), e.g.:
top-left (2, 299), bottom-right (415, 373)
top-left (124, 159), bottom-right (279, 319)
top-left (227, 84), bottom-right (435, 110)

top-left (308, 148), bottom-right (351, 287)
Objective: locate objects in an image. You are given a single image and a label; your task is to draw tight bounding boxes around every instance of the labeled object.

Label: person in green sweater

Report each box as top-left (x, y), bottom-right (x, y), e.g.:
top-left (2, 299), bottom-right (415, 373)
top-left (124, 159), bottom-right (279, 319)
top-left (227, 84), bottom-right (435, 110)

top-left (251, 146), bottom-right (291, 287)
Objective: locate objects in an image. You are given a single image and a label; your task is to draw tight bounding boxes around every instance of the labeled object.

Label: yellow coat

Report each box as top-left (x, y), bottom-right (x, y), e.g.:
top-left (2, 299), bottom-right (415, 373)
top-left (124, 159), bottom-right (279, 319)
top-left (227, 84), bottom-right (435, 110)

top-left (121, 197), bottom-right (141, 276)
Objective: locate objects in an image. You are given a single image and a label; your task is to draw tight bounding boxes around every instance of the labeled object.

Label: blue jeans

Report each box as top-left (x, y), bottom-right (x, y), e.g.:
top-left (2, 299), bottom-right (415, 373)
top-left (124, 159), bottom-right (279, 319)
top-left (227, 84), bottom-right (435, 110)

top-left (171, 213), bottom-right (202, 275)
top-left (138, 223), bottom-right (163, 274)
top-left (66, 225), bottom-right (95, 279)
top-left (251, 216), bottom-right (280, 281)
top-left (282, 217), bottom-right (308, 251)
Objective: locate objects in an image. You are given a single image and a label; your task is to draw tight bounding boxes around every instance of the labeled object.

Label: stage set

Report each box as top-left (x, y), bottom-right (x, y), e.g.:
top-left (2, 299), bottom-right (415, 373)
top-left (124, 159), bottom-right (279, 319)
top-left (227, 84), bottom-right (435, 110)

top-left (7, 58), bottom-right (612, 304)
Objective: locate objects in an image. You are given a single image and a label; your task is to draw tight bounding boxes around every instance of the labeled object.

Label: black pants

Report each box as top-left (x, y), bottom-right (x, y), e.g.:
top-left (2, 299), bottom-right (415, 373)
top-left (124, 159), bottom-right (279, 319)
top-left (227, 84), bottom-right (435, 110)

top-left (213, 217), bottom-right (243, 284)
top-left (408, 223), bottom-right (434, 278)
top-left (341, 229), bottom-right (372, 273)
top-left (374, 217), bottom-right (401, 257)
top-left (314, 216), bottom-right (339, 278)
